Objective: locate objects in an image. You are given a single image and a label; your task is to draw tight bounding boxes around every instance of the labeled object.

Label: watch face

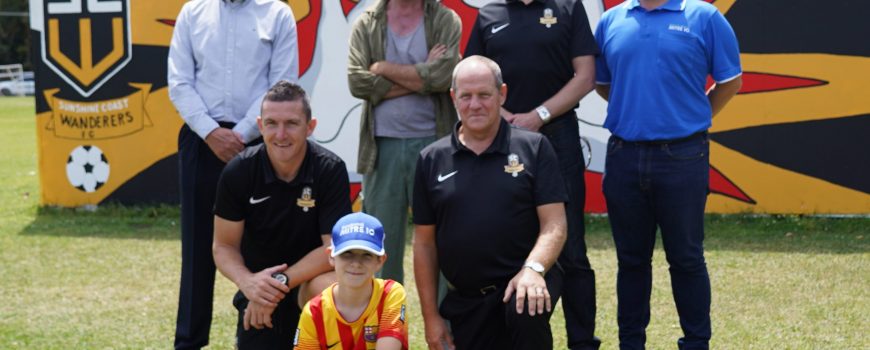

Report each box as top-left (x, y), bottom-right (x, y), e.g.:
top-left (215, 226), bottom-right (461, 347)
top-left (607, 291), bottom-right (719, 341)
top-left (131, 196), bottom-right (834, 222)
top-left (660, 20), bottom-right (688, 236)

top-left (526, 262), bottom-right (545, 273)
top-left (272, 273), bottom-right (288, 286)
top-left (536, 106), bottom-right (551, 121)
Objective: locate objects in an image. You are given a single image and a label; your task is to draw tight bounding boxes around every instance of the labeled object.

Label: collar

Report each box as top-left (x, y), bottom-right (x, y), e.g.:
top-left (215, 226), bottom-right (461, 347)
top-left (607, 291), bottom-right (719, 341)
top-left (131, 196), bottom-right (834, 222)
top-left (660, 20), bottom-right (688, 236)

top-left (259, 141), bottom-right (314, 185)
top-left (450, 118), bottom-right (512, 155)
top-left (626, 0), bottom-right (686, 11)
top-left (223, 0), bottom-right (246, 3)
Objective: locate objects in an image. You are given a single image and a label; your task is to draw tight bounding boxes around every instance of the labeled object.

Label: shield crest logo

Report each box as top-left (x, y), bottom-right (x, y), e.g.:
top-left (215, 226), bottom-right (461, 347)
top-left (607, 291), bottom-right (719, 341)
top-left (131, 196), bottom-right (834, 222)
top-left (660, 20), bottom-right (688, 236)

top-left (41, 0), bottom-right (132, 97)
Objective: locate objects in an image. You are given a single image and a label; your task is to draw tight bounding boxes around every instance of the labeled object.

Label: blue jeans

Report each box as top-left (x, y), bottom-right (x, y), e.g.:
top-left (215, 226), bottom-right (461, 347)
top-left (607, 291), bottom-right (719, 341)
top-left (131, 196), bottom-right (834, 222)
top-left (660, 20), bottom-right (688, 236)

top-left (602, 133), bottom-right (711, 350)
top-left (541, 116), bottom-right (599, 350)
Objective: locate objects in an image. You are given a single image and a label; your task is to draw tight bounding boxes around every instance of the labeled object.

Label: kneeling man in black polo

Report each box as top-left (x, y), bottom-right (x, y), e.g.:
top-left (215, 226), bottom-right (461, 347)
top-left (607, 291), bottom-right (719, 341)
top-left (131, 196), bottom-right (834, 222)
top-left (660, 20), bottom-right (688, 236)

top-left (413, 56), bottom-right (568, 350)
top-left (212, 81), bottom-right (351, 349)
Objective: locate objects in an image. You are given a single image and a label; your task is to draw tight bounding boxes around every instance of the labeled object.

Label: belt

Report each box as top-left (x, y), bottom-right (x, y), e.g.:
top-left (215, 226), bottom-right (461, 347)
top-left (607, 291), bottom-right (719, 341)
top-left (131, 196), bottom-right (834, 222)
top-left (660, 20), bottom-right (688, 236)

top-left (446, 281), bottom-right (500, 296)
top-left (614, 131), bottom-right (707, 146)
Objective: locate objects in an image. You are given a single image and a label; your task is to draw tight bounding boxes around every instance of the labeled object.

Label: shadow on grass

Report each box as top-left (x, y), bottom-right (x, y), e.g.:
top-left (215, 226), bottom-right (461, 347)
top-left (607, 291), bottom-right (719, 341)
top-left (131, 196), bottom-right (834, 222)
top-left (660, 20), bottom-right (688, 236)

top-left (584, 215), bottom-right (869, 254)
top-left (19, 203), bottom-right (181, 241)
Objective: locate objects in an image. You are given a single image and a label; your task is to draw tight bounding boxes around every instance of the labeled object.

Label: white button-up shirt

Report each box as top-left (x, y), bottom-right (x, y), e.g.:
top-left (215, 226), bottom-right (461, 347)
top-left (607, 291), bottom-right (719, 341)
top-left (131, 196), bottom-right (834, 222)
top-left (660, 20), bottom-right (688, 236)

top-left (168, 0), bottom-right (299, 143)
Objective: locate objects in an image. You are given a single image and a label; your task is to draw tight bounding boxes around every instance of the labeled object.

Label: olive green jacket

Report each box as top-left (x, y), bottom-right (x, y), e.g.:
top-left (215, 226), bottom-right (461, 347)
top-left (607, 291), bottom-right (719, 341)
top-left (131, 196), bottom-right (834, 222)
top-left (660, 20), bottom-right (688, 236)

top-left (347, 0), bottom-right (461, 174)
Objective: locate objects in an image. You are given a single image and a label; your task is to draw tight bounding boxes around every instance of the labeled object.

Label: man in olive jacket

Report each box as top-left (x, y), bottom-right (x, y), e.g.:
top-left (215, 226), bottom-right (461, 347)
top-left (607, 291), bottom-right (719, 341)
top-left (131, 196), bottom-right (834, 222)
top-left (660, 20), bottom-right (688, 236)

top-left (347, 0), bottom-right (461, 284)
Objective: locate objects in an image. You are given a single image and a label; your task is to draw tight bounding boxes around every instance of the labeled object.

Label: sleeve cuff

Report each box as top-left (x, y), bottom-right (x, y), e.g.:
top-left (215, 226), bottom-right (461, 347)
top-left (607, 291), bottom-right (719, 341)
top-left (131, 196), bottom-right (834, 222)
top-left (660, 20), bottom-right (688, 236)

top-left (715, 71), bottom-right (743, 84)
top-left (370, 75), bottom-right (394, 105)
top-left (189, 115), bottom-right (220, 140)
top-left (595, 81), bottom-right (612, 85)
top-left (415, 62), bottom-right (432, 93)
top-left (232, 117), bottom-right (261, 144)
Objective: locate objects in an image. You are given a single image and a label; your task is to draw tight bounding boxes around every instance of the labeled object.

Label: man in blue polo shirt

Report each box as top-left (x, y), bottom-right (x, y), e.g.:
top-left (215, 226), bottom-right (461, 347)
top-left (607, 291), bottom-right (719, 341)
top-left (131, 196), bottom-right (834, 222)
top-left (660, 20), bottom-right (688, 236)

top-left (594, 0), bottom-right (742, 349)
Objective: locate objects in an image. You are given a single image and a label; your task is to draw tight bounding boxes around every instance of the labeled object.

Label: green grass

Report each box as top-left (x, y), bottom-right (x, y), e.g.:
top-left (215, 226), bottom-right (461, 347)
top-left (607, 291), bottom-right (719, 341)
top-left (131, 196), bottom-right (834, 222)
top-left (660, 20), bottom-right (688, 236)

top-left (1, 96), bottom-right (868, 349)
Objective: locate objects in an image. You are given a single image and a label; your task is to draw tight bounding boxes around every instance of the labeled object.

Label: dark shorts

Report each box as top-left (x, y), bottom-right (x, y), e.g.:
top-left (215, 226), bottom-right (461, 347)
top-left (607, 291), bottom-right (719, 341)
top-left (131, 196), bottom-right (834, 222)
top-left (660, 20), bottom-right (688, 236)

top-left (232, 288), bottom-right (302, 350)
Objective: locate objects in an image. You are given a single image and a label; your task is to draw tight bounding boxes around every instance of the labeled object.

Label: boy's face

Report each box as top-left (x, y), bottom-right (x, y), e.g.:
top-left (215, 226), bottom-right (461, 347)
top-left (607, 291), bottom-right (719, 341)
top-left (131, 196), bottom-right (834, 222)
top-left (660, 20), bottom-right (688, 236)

top-left (330, 249), bottom-right (386, 288)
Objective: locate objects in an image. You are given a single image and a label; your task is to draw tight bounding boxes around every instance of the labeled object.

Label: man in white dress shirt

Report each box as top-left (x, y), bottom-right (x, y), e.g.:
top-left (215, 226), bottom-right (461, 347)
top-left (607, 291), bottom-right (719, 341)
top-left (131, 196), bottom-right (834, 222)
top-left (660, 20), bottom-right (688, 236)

top-left (167, 0), bottom-right (298, 348)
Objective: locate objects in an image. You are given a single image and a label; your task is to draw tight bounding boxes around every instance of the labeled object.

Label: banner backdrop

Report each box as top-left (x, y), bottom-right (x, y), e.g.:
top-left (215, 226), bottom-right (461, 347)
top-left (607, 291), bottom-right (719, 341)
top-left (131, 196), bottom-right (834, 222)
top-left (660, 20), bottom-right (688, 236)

top-left (29, 0), bottom-right (870, 213)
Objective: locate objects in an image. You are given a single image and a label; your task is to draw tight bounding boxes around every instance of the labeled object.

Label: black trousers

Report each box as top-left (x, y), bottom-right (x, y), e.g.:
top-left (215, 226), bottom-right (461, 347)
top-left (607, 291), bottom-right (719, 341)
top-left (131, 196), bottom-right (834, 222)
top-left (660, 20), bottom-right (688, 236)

top-left (174, 124), bottom-right (223, 350)
top-left (541, 116), bottom-right (600, 350)
top-left (175, 124), bottom-right (260, 349)
top-left (233, 289), bottom-right (302, 349)
top-left (441, 267), bottom-right (564, 350)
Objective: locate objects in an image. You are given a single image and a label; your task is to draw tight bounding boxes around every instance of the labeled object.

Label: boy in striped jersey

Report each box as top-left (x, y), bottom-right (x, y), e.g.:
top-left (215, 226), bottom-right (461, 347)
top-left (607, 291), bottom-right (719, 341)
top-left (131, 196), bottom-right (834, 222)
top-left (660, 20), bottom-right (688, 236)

top-left (294, 212), bottom-right (408, 350)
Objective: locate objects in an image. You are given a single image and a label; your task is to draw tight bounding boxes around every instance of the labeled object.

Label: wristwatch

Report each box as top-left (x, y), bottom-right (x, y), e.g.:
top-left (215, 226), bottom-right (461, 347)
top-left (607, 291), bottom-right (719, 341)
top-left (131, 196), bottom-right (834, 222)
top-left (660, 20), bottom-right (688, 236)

top-left (535, 105), bottom-right (552, 124)
top-left (271, 272), bottom-right (289, 286)
top-left (524, 261), bottom-right (546, 276)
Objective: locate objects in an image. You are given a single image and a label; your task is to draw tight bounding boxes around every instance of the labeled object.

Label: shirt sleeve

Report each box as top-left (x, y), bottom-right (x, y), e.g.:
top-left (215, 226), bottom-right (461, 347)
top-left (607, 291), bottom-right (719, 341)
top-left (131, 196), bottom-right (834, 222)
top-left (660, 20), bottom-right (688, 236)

top-left (533, 136), bottom-right (568, 205)
top-left (317, 155), bottom-right (352, 236)
top-left (213, 157), bottom-right (247, 221)
top-left (414, 8), bottom-right (461, 94)
top-left (593, 15), bottom-right (611, 85)
top-left (293, 302), bottom-right (322, 350)
top-left (347, 14), bottom-right (395, 106)
top-left (235, 4), bottom-right (300, 143)
top-left (705, 10), bottom-right (742, 83)
top-left (411, 154), bottom-right (436, 225)
top-left (377, 282), bottom-right (408, 347)
top-left (167, 4), bottom-right (220, 140)
top-left (570, 0), bottom-right (600, 58)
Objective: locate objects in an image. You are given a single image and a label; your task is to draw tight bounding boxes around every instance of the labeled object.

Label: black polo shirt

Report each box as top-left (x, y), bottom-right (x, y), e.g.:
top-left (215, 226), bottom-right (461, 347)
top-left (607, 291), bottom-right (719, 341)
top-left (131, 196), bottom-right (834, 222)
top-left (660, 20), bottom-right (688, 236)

top-left (214, 141), bottom-right (351, 273)
top-left (464, 0), bottom-right (599, 122)
top-left (413, 119), bottom-right (567, 290)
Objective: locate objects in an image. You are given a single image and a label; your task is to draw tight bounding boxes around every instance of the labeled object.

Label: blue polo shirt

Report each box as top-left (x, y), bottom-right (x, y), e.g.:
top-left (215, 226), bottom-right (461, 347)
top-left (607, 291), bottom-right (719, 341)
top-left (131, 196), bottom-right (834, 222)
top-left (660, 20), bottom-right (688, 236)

top-left (595, 0), bottom-right (741, 141)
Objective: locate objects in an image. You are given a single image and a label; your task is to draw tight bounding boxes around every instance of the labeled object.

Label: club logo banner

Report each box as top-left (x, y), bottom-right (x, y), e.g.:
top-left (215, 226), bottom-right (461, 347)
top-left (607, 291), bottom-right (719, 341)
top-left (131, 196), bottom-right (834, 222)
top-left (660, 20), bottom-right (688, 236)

top-left (43, 83), bottom-right (152, 140)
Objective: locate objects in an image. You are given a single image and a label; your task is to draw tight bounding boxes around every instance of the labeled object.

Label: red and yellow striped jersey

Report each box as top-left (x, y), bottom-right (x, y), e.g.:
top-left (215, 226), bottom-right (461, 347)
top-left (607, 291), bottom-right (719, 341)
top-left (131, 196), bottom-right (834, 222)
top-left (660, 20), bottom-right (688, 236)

top-left (294, 278), bottom-right (407, 350)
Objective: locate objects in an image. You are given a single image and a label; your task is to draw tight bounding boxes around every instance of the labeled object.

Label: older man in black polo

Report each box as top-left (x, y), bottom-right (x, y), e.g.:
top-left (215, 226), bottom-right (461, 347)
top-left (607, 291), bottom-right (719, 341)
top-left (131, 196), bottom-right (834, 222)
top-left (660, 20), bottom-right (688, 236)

top-left (413, 56), bottom-right (568, 350)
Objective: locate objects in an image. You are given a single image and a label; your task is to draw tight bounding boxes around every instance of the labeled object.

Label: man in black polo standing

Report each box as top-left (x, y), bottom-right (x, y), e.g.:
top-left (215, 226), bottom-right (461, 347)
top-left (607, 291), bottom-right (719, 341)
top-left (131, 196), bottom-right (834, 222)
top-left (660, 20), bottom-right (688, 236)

top-left (413, 56), bottom-right (568, 350)
top-left (212, 81), bottom-right (350, 348)
top-left (464, 1), bottom-right (600, 348)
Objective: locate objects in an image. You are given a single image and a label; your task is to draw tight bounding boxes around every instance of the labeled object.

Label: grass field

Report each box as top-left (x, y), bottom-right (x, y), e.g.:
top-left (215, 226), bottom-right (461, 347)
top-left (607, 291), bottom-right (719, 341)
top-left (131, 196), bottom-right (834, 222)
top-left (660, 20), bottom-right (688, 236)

top-left (0, 96), bottom-right (868, 349)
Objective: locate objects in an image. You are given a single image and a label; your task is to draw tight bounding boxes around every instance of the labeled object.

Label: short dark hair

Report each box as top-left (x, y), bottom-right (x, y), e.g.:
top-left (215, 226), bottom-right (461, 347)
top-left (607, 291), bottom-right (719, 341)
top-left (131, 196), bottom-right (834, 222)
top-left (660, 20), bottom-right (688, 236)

top-left (261, 80), bottom-right (312, 120)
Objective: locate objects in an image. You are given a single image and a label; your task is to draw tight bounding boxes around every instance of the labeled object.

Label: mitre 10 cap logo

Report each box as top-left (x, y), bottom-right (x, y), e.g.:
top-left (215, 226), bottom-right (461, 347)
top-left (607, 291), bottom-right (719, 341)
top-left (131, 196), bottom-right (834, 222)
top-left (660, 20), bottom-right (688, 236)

top-left (41, 0), bottom-right (132, 97)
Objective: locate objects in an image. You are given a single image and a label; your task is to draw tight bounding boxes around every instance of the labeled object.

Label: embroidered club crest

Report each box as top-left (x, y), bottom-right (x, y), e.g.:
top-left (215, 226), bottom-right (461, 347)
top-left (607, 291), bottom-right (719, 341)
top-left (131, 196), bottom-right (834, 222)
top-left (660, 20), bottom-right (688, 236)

top-left (504, 153), bottom-right (525, 177)
top-left (296, 186), bottom-right (316, 212)
top-left (364, 325), bottom-right (379, 342)
top-left (540, 8), bottom-right (557, 28)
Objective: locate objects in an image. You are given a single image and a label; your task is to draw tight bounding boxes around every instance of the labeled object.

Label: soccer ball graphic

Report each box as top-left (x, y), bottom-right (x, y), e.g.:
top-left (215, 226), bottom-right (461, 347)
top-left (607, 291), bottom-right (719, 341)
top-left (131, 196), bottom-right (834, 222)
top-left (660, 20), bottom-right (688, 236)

top-left (66, 145), bottom-right (110, 193)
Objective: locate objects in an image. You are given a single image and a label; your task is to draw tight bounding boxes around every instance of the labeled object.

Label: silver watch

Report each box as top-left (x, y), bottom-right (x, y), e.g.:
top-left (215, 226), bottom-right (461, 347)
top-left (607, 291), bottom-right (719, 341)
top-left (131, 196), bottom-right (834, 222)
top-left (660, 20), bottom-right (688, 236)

top-left (535, 106), bottom-right (552, 124)
top-left (524, 261), bottom-right (545, 276)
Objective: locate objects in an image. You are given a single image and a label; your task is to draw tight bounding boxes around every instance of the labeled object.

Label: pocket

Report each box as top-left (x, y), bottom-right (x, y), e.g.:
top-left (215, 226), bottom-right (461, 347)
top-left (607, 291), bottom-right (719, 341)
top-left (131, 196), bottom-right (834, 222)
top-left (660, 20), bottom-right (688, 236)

top-left (606, 137), bottom-right (623, 156)
top-left (664, 137), bottom-right (708, 160)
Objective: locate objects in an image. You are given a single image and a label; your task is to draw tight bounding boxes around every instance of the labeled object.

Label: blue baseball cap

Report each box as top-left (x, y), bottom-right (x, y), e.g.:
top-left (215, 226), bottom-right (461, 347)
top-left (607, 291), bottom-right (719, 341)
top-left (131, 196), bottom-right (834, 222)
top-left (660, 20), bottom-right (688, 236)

top-left (330, 212), bottom-right (386, 257)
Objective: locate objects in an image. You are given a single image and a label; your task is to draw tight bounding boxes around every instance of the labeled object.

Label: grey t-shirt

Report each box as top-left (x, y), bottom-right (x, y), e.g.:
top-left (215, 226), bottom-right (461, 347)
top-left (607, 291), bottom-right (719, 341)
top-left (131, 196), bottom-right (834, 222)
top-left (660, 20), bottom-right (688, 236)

top-left (373, 21), bottom-right (436, 138)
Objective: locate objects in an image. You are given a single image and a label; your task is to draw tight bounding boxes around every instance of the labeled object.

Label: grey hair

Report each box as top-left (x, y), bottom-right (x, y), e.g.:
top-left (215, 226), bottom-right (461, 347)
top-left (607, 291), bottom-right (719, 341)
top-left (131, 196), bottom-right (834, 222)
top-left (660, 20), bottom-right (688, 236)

top-left (451, 55), bottom-right (503, 91)
top-left (261, 80), bottom-right (312, 120)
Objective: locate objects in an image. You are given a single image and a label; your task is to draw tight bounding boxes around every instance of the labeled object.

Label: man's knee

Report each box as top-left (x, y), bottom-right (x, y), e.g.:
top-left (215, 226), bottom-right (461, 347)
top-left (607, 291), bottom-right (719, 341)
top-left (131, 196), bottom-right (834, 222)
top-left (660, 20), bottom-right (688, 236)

top-left (503, 296), bottom-right (554, 336)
